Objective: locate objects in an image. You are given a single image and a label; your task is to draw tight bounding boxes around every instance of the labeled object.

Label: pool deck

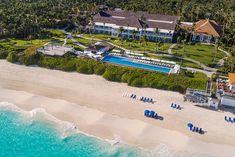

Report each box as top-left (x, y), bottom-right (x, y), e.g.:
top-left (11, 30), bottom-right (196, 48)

top-left (102, 55), bottom-right (179, 74)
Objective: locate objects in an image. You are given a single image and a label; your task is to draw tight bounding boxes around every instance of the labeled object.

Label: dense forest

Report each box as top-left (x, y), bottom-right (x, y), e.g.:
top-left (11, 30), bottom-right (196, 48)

top-left (0, 0), bottom-right (234, 44)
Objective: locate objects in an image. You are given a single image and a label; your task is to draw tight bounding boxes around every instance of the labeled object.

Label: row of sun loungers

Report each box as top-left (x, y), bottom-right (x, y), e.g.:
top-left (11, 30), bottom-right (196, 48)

top-left (187, 123), bottom-right (204, 134)
top-left (122, 93), bottom-right (154, 103)
top-left (110, 53), bottom-right (174, 68)
top-left (140, 96), bottom-right (153, 103)
top-left (136, 59), bottom-right (174, 68)
top-left (224, 116), bottom-right (235, 123)
top-left (171, 103), bottom-right (181, 110)
top-left (144, 110), bottom-right (158, 119)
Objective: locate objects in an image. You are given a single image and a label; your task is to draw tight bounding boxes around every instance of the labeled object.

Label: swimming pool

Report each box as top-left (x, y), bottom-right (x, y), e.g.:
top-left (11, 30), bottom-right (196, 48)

top-left (102, 55), bottom-right (171, 73)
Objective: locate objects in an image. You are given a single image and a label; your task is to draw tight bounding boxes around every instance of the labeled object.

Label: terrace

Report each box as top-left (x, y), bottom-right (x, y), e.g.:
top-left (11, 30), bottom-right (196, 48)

top-left (37, 43), bottom-right (75, 56)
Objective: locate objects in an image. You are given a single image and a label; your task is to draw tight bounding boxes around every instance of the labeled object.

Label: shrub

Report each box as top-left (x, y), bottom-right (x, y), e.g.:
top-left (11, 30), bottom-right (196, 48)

top-left (0, 50), bottom-right (8, 59)
top-left (130, 78), bottom-right (144, 87)
top-left (94, 63), bottom-right (106, 75)
top-left (6, 51), bottom-right (18, 63)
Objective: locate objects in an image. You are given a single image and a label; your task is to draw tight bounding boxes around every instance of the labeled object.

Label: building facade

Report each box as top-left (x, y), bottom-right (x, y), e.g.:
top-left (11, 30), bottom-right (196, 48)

top-left (192, 19), bottom-right (222, 43)
top-left (91, 9), bottom-right (179, 42)
top-left (229, 73), bottom-right (235, 92)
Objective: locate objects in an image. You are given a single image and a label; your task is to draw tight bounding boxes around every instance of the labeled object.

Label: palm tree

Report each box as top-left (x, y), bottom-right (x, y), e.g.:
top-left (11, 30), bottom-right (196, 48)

top-left (132, 29), bottom-right (138, 41)
top-left (190, 22), bottom-right (196, 42)
top-left (213, 38), bottom-right (219, 63)
top-left (155, 27), bottom-right (159, 42)
top-left (118, 26), bottom-right (124, 41)
top-left (182, 39), bottom-right (186, 53)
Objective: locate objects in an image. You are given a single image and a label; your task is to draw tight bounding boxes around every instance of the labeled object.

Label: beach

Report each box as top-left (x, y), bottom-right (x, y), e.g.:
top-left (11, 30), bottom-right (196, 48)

top-left (0, 60), bottom-right (235, 157)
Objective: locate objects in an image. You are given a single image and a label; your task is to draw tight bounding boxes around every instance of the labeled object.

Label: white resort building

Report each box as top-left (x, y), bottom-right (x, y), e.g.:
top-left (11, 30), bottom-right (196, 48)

top-left (92, 9), bottom-right (179, 42)
top-left (180, 19), bottom-right (223, 43)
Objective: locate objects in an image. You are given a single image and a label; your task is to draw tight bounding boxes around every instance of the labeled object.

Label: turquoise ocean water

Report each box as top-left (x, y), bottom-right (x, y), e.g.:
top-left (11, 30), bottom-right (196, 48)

top-left (0, 102), bottom-right (152, 157)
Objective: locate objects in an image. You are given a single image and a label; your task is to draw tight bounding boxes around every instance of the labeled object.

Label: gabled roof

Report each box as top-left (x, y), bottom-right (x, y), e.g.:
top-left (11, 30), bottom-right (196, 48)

top-left (229, 73), bottom-right (235, 85)
top-left (194, 19), bottom-right (222, 37)
top-left (93, 9), bottom-right (179, 31)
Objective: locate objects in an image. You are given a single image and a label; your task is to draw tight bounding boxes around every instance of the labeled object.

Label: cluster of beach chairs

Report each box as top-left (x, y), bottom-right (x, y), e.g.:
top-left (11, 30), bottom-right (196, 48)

top-left (122, 93), bottom-right (154, 103)
top-left (187, 123), bottom-right (204, 134)
top-left (144, 110), bottom-right (158, 119)
top-left (170, 103), bottom-right (182, 110)
top-left (224, 116), bottom-right (235, 123)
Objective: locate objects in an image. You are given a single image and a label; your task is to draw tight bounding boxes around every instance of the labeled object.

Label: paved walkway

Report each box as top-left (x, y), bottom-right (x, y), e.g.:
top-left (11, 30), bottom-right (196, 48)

top-left (168, 44), bottom-right (177, 54)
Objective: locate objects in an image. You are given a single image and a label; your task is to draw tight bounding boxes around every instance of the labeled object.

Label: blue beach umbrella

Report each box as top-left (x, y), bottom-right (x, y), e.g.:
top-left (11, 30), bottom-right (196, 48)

top-left (187, 123), bottom-right (193, 130)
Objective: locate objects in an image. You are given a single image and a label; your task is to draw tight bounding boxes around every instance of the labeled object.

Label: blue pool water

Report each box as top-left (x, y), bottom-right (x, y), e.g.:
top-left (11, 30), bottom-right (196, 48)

top-left (0, 104), bottom-right (152, 157)
top-left (102, 55), bottom-right (171, 73)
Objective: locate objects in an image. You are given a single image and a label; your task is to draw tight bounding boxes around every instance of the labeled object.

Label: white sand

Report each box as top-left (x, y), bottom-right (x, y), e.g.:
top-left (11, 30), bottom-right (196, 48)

top-left (0, 60), bottom-right (235, 157)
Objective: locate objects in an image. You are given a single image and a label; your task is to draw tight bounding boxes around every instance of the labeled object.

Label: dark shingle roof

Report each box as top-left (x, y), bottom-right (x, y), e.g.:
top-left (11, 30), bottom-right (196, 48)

top-left (93, 10), bottom-right (179, 30)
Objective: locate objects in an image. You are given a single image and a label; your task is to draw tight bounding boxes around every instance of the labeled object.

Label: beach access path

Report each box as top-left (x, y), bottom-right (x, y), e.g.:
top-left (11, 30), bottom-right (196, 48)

top-left (0, 60), bottom-right (235, 157)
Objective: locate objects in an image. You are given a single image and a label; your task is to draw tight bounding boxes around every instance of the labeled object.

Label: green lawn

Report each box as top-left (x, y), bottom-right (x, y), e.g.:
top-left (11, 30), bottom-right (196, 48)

top-left (0, 39), bottom-right (49, 51)
top-left (172, 44), bottom-right (225, 67)
top-left (66, 39), bottom-right (85, 51)
top-left (82, 34), bottom-right (172, 53)
top-left (75, 37), bottom-right (95, 46)
top-left (145, 53), bottom-right (203, 69)
top-left (47, 29), bottom-right (65, 37)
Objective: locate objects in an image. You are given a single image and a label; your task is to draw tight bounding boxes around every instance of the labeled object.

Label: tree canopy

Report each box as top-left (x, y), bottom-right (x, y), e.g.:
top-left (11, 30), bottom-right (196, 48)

top-left (0, 0), bottom-right (234, 46)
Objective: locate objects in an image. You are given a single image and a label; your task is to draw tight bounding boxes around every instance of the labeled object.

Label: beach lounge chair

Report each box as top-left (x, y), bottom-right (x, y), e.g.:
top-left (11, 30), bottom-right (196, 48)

top-left (229, 117), bottom-right (232, 122)
top-left (146, 98), bottom-right (150, 102)
top-left (192, 127), bottom-right (196, 132)
top-left (199, 128), bottom-right (203, 134)
top-left (195, 127), bottom-right (199, 132)
top-left (154, 113), bottom-right (158, 119)
top-left (130, 94), bottom-right (134, 98)
top-left (150, 111), bottom-right (155, 118)
top-left (140, 97), bottom-right (144, 101)
top-left (173, 104), bottom-right (177, 108)
top-left (149, 98), bottom-right (153, 103)
top-left (171, 103), bottom-right (174, 108)
top-left (176, 105), bottom-right (180, 109)
top-left (133, 95), bottom-right (137, 99)
top-left (144, 110), bottom-right (150, 116)
top-left (143, 97), bottom-right (147, 102)
top-left (225, 116), bottom-right (228, 122)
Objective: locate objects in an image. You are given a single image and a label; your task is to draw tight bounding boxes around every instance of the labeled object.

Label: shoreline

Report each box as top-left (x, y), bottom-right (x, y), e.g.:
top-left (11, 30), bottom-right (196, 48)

top-left (1, 60), bottom-right (235, 157)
